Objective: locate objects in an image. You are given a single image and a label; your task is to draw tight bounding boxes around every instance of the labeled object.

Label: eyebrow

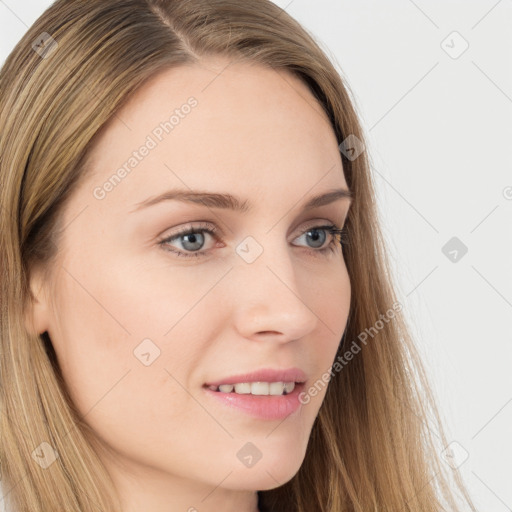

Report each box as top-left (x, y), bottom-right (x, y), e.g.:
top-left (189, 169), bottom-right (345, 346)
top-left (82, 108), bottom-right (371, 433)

top-left (130, 187), bottom-right (353, 214)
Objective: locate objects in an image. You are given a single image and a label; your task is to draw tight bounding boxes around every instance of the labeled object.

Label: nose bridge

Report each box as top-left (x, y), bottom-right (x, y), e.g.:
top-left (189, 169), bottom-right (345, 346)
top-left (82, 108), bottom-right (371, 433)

top-left (230, 232), bottom-right (318, 339)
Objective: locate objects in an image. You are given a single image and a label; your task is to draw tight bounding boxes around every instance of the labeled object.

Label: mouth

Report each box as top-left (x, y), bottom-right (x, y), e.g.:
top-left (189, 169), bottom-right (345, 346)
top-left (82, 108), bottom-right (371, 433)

top-left (202, 381), bottom-right (306, 420)
top-left (203, 381), bottom-right (306, 396)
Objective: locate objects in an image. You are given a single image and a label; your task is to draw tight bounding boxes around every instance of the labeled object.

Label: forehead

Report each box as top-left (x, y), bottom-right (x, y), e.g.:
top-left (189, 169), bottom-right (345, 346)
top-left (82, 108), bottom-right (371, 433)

top-left (81, 57), bottom-right (347, 212)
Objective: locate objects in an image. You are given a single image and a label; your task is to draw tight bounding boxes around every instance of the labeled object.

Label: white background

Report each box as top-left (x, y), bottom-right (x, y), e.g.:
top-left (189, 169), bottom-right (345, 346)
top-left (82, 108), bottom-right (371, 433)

top-left (1, 1), bottom-right (511, 511)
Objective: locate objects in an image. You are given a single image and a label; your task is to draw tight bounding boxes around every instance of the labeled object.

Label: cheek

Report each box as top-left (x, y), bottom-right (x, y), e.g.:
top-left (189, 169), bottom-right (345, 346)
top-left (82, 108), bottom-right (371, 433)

top-left (47, 257), bottom-right (201, 428)
top-left (304, 263), bottom-right (351, 401)
top-left (308, 258), bottom-right (350, 333)
top-left (48, 250), bottom-right (224, 416)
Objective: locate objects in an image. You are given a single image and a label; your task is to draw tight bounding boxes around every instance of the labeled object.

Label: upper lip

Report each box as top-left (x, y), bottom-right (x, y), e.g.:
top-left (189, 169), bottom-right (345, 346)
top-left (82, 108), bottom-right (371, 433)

top-left (204, 367), bottom-right (308, 387)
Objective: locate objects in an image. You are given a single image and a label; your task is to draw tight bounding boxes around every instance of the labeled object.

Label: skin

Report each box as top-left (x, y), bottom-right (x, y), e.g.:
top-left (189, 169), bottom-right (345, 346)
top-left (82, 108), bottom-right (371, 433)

top-left (26, 56), bottom-right (352, 512)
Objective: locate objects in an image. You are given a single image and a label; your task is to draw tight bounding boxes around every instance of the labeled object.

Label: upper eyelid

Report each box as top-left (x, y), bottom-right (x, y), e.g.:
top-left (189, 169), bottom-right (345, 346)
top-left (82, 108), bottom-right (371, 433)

top-left (159, 218), bottom-right (345, 241)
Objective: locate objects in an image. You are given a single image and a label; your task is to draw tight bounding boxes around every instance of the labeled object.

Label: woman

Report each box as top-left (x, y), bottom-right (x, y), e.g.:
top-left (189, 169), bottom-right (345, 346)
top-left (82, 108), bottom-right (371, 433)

top-left (0, 1), bottom-right (479, 511)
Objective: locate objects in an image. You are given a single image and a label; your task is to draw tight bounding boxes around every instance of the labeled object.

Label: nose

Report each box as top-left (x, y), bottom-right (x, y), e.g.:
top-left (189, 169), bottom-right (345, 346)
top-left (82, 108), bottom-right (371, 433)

top-left (230, 246), bottom-right (320, 343)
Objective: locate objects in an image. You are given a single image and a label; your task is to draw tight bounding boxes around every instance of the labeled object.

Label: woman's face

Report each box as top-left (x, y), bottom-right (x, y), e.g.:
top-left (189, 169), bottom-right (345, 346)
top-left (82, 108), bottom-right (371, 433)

top-left (29, 56), bottom-right (352, 510)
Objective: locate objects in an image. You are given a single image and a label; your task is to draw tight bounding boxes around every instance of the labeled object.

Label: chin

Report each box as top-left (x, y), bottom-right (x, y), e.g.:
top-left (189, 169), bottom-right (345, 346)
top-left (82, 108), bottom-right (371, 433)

top-left (224, 458), bottom-right (303, 491)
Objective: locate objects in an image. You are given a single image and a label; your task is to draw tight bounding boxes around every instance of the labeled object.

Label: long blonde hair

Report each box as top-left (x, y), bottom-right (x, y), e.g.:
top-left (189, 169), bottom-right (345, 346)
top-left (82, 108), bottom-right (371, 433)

top-left (0, 1), bottom-right (478, 510)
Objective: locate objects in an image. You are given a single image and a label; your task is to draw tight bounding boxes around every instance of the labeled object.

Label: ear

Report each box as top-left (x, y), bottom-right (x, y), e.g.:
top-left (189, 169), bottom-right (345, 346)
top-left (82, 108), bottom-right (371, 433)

top-left (24, 265), bottom-right (51, 337)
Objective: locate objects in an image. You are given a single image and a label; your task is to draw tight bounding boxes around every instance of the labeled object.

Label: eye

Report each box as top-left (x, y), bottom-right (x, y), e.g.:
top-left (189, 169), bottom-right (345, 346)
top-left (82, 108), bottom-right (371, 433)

top-left (157, 222), bottom-right (219, 258)
top-left (295, 224), bottom-right (348, 257)
top-left (157, 221), bottom-right (349, 259)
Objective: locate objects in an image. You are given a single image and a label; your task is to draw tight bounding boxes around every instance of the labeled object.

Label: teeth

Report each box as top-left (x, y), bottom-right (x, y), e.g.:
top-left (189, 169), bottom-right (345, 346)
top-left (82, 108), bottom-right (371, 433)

top-left (269, 382), bottom-right (284, 395)
top-left (213, 381), bottom-right (296, 396)
top-left (284, 382), bottom-right (295, 394)
top-left (234, 383), bottom-right (251, 394)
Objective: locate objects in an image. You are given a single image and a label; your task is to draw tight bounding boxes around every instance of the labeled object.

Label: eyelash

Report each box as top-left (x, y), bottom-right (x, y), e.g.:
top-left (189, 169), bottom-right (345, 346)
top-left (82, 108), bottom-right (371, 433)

top-left (157, 221), bottom-right (349, 259)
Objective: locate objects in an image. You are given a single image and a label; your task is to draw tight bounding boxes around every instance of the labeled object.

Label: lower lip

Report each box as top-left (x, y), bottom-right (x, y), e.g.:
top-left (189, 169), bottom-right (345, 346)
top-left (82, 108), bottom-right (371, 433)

top-left (203, 383), bottom-right (305, 420)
